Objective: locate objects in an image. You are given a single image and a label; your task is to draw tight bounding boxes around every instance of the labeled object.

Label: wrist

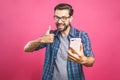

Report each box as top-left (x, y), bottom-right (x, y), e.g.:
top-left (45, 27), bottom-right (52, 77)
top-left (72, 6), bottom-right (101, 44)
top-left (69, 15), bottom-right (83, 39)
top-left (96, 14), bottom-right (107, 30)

top-left (80, 56), bottom-right (87, 65)
top-left (39, 37), bottom-right (46, 43)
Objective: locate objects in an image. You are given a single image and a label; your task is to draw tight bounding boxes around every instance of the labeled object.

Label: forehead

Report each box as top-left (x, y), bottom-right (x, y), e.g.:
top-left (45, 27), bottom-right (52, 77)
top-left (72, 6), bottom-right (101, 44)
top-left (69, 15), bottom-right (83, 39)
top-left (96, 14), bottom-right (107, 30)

top-left (54, 9), bottom-right (69, 17)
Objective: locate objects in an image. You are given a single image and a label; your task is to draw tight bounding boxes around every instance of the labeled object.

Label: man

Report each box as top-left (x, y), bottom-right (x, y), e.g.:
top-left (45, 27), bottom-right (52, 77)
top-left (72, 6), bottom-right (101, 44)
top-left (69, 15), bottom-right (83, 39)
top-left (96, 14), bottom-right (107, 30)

top-left (24, 3), bottom-right (95, 80)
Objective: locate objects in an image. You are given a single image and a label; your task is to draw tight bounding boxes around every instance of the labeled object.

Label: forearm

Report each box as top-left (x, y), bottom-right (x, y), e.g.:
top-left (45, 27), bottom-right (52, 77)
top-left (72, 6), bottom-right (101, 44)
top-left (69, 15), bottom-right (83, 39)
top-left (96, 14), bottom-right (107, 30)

top-left (24, 38), bottom-right (42, 52)
top-left (81, 56), bottom-right (95, 67)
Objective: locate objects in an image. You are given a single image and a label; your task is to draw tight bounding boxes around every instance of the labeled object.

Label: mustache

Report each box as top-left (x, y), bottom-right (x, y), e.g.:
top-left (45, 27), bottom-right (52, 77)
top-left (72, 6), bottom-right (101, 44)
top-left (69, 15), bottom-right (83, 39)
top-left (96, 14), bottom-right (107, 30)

top-left (56, 23), bottom-right (65, 26)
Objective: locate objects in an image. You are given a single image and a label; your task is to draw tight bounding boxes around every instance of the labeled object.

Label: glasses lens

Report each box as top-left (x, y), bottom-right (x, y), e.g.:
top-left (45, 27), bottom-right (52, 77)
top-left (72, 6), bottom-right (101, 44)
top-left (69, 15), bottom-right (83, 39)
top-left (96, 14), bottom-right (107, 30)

top-left (61, 17), bottom-right (68, 21)
top-left (54, 16), bottom-right (70, 21)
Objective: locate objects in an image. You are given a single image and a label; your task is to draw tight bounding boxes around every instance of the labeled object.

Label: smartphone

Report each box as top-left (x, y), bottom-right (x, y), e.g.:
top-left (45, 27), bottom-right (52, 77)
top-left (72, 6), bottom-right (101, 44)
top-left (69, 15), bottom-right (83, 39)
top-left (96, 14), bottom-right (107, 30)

top-left (70, 38), bottom-right (81, 53)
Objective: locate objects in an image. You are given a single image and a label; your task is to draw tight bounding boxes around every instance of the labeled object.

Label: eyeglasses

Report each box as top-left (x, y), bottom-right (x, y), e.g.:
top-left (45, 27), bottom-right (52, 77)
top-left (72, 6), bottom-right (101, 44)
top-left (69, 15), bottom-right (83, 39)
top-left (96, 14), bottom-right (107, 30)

top-left (54, 15), bottom-right (70, 22)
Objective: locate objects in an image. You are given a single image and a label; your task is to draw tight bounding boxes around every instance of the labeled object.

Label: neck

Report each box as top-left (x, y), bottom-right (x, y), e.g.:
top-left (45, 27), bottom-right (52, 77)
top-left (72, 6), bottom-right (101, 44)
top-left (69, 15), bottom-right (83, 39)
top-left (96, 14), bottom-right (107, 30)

top-left (61, 26), bottom-right (71, 36)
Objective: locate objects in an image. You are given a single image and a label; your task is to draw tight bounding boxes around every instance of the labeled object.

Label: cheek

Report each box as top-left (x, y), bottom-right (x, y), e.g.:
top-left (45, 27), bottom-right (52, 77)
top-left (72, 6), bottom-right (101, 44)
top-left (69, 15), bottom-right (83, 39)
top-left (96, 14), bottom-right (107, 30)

top-left (65, 21), bottom-right (70, 25)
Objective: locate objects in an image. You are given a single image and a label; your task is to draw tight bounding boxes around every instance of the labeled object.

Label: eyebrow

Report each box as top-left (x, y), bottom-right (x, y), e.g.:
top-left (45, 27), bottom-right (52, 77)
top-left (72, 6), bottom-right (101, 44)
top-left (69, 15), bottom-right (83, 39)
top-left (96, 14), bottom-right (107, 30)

top-left (54, 15), bottom-right (69, 17)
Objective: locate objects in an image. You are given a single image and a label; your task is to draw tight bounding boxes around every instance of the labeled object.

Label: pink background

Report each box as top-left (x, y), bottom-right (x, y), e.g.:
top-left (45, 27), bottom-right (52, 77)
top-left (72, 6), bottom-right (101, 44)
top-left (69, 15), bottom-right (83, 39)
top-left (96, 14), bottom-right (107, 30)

top-left (0, 0), bottom-right (120, 80)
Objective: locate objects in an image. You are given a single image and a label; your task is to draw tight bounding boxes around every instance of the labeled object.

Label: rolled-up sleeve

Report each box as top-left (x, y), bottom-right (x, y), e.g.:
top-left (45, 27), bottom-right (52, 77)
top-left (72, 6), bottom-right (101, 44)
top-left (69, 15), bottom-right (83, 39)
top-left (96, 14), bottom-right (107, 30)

top-left (35, 43), bottom-right (47, 51)
top-left (81, 32), bottom-right (94, 57)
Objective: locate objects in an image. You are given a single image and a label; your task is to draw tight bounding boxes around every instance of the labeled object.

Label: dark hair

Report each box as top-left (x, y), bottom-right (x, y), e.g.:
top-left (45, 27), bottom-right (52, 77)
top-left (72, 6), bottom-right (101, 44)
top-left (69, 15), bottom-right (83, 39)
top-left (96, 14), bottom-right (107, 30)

top-left (54, 3), bottom-right (74, 16)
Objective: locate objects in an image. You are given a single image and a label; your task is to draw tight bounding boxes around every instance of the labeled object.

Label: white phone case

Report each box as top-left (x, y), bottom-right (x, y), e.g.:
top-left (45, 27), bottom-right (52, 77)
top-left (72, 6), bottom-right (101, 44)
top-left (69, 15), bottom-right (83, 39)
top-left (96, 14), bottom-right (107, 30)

top-left (70, 38), bottom-right (81, 53)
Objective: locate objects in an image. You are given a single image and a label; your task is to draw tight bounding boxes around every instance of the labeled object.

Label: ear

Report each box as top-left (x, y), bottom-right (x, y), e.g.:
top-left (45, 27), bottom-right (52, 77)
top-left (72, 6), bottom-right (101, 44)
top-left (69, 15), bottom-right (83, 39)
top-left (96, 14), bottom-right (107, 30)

top-left (70, 16), bottom-right (73, 22)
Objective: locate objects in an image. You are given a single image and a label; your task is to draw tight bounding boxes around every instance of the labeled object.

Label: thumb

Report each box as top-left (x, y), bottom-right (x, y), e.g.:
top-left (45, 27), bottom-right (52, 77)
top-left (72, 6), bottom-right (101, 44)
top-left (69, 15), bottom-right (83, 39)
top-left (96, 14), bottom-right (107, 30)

top-left (46, 25), bottom-right (51, 35)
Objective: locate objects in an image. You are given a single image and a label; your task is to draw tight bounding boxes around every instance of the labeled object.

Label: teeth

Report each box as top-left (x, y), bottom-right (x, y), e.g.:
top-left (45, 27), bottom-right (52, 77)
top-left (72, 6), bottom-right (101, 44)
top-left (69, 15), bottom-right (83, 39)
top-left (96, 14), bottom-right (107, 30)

top-left (59, 25), bottom-right (64, 28)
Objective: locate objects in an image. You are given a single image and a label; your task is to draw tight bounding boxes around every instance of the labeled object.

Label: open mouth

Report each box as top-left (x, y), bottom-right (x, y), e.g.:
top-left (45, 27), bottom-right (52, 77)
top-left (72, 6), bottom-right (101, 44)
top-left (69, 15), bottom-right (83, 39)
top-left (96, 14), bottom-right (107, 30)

top-left (57, 23), bottom-right (65, 28)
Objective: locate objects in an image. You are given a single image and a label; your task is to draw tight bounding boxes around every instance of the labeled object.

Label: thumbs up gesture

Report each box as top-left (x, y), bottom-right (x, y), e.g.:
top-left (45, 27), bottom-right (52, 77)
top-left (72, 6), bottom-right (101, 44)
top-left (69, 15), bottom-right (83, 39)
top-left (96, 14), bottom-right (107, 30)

top-left (40, 25), bottom-right (54, 43)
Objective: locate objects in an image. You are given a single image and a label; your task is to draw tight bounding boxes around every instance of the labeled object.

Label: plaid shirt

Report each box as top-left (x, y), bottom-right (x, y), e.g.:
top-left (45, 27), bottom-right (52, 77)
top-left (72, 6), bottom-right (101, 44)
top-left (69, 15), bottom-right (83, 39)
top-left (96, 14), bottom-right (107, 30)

top-left (36, 27), bottom-right (94, 80)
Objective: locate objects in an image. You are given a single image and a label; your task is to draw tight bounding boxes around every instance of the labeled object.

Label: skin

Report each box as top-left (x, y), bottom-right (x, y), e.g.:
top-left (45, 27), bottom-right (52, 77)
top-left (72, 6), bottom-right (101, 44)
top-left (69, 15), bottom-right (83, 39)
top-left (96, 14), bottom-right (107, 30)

top-left (24, 9), bottom-right (95, 67)
top-left (54, 9), bottom-right (73, 36)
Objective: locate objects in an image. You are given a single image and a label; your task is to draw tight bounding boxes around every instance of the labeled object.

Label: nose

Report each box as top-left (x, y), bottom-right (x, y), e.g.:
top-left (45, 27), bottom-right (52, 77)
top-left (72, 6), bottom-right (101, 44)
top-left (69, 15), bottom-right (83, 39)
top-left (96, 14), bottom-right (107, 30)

top-left (57, 19), bottom-right (63, 23)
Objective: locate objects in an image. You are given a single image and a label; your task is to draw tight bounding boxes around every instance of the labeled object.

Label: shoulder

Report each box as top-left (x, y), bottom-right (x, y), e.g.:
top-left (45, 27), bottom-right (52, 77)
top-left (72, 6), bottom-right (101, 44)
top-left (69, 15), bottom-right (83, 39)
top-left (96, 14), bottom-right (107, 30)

top-left (72, 27), bottom-right (88, 37)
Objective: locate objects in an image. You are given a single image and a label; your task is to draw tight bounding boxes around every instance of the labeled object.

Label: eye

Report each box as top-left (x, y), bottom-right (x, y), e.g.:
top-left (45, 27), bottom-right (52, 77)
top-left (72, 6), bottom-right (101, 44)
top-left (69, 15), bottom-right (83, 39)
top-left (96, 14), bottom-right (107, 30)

top-left (62, 17), bottom-right (67, 20)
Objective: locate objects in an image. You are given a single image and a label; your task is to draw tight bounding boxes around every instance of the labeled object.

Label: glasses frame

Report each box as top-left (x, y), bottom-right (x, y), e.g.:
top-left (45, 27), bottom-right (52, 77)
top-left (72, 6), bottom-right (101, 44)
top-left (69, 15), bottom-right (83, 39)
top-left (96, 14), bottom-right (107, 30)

top-left (54, 15), bottom-right (71, 22)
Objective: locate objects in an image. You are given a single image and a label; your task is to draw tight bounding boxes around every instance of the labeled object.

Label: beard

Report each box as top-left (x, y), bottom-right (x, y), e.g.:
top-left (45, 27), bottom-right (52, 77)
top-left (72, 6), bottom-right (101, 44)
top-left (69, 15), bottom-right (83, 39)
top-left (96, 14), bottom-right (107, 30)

top-left (56, 23), bottom-right (70, 32)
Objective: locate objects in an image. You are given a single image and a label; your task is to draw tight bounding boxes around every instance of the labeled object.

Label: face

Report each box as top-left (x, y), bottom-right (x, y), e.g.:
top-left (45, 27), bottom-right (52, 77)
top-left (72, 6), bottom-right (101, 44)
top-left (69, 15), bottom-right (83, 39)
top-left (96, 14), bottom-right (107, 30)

top-left (54, 9), bottom-right (73, 32)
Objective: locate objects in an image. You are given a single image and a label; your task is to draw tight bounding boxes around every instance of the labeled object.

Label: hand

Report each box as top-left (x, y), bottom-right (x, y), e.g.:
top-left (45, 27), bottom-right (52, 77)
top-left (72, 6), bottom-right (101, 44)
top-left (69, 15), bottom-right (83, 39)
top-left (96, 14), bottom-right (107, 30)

top-left (68, 43), bottom-right (87, 64)
top-left (40, 25), bottom-right (54, 43)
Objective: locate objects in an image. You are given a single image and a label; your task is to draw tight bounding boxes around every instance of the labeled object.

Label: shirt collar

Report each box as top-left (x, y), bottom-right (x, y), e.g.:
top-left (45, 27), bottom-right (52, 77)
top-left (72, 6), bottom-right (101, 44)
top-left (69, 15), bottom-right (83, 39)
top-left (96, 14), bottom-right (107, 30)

top-left (69, 26), bottom-right (76, 37)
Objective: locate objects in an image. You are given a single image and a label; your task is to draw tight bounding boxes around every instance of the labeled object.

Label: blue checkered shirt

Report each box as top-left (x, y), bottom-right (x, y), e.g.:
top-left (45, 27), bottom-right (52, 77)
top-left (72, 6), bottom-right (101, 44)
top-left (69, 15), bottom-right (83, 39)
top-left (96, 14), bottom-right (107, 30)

top-left (36, 27), bottom-right (94, 80)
